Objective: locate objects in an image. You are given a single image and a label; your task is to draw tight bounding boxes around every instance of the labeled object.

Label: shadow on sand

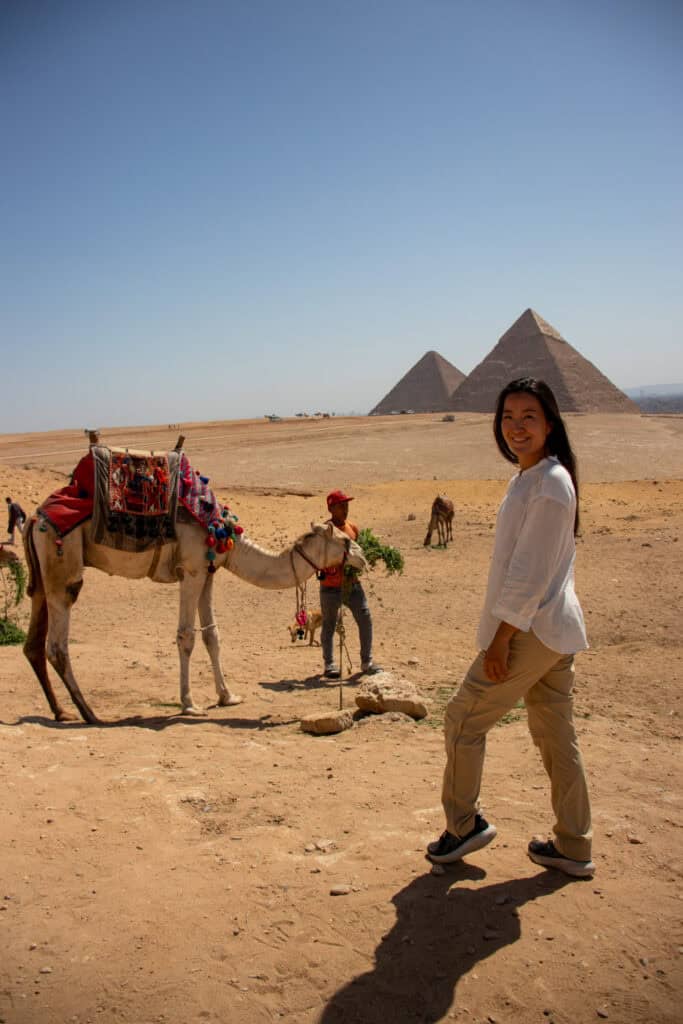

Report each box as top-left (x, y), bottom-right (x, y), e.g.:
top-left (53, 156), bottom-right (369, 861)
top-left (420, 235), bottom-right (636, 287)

top-left (260, 672), bottom-right (365, 693)
top-left (11, 711), bottom-right (299, 732)
top-left (319, 864), bottom-right (572, 1023)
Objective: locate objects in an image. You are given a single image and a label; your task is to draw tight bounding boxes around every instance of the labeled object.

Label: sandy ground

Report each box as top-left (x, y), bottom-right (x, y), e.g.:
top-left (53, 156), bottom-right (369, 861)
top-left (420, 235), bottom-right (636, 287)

top-left (1, 413), bottom-right (682, 1024)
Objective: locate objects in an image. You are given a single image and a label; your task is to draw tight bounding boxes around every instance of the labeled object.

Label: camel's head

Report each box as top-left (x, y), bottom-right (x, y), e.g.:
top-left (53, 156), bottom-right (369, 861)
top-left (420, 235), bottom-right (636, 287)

top-left (305, 522), bottom-right (368, 573)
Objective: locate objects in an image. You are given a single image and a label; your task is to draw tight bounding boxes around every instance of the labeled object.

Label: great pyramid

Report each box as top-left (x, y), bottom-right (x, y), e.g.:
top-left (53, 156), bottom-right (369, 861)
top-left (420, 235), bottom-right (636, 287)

top-left (449, 309), bottom-right (639, 413)
top-left (370, 350), bottom-right (465, 415)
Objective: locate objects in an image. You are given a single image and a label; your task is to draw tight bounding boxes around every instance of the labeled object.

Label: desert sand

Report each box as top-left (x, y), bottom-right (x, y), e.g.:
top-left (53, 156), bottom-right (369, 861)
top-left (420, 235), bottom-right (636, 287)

top-left (1, 412), bottom-right (682, 1024)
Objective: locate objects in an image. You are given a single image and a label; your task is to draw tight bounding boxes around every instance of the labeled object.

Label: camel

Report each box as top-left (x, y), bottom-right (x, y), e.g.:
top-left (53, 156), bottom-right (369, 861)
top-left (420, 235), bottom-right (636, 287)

top-left (23, 516), bottom-right (366, 725)
top-left (423, 495), bottom-right (455, 547)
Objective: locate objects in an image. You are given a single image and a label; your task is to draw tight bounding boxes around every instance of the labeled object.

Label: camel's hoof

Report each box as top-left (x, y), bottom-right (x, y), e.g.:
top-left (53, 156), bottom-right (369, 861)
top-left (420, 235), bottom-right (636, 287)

top-left (218, 695), bottom-right (243, 707)
top-left (55, 710), bottom-right (79, 722)
top-left (181, 706), bottom-right (208, 717)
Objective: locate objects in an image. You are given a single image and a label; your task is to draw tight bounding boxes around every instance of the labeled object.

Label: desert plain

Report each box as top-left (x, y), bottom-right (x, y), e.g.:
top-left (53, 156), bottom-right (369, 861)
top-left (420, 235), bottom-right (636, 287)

top-left (0, 411), bottom-right (682, 1024)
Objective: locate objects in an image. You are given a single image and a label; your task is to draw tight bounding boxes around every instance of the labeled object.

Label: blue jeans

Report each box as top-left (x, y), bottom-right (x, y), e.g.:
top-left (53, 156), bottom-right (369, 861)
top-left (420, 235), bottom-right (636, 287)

top-left (320, 583), bottom-right (373, 667)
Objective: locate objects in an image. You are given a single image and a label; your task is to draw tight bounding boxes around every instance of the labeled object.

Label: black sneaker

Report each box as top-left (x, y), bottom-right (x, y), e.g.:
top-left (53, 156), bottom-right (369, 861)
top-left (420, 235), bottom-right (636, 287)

top-left (426, 814), bottom-right (497, 864)
top-left (527, 839), bottom-right (595, 878)
top-left (323, 665), bottom-right (341, 680)
top-left (361, 661), bottom-right (383, 675)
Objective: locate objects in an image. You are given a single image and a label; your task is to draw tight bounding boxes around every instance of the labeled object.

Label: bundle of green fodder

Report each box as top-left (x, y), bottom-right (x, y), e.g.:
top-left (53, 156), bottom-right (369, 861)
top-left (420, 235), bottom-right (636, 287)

top-left (0, 559), bottom-right (27, 645)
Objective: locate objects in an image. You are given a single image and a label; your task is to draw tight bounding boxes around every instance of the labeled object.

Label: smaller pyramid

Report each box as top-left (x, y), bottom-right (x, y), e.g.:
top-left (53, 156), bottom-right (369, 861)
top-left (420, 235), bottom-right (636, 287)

top-left (449, 309), bottom-right (639, 413)
top-left (370, 351), bottom-right (465, 415)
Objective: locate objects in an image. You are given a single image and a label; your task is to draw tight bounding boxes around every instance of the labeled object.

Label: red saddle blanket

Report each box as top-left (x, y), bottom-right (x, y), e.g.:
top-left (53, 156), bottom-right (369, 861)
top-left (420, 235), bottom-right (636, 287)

top-left (37, 453), bottom-right (96, 537)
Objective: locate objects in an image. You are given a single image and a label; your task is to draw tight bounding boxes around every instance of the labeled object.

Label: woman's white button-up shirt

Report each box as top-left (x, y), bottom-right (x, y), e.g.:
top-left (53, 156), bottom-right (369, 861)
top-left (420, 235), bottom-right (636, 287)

top-left (477, 456), bottom-right (588, 656)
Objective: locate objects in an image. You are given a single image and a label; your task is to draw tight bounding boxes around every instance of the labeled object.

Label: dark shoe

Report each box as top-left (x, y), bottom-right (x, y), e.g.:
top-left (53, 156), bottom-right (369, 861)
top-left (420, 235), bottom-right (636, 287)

top-left (527, 838), bottom-right (595, 878)
top-left (323, 665), bottom-right (341, 680)
top-left (426, 814), bottom-right (497, 864)
top-left (361, 661), bottom-right (383, 675)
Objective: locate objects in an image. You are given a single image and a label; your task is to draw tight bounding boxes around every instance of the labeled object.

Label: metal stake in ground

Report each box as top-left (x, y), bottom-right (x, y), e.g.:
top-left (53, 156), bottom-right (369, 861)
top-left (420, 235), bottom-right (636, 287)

top-left (336, 602), bottom-right (353, 710)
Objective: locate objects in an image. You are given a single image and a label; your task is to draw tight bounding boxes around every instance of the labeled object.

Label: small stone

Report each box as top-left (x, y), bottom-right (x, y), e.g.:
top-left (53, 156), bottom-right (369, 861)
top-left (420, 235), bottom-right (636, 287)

top-left (430, 864), bottom-right (446, 876)
top-left (597, 1011), bottom-right (609, 1019)
top-left (39, 967), bottom-right (52, 974)
top-left (315, 839), bottom-right (336, 852)
top-left (330, 885), bottom-right (351, 896)
top-left (627, 835), bottom-right (643, 845)
top-left (29, 944), bottom-right (37, 951)
top-left (301, 711), bottom-right (354, 735)
top-left (483, 929), bottom-right (502, 941)
top-left (407, 657), bottom-right (420, 665)
top-left (304, 843), bottom-right (316, 853)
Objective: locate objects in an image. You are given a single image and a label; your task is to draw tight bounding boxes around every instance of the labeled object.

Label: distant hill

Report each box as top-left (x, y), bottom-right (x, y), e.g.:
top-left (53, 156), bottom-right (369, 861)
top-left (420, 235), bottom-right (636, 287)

top-left (624, 383), bottom-right (683, 398)
top-left (623, 384), bottom-right (683, 413)
top-left (630, 395), bottom-right (683, 413)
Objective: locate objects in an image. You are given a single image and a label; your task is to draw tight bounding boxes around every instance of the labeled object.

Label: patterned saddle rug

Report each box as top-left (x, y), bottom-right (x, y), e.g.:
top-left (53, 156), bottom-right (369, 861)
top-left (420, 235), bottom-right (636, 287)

top-left (90, 446), bottom-right (180, 551)
top-left (108, 449), bottom-right (172, 517)
top-left (38, 446), bottom-right (241, 560)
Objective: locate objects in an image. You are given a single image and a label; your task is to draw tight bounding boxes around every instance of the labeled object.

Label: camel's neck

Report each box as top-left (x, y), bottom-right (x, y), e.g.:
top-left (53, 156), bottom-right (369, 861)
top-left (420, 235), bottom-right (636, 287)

top-left (226, 537), bottom-right (309, 590)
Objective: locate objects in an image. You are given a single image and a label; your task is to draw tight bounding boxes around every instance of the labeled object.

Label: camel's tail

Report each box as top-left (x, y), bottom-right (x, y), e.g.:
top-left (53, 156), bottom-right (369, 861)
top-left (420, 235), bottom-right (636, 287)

top-left (24, 518), bottom-right (43, 598)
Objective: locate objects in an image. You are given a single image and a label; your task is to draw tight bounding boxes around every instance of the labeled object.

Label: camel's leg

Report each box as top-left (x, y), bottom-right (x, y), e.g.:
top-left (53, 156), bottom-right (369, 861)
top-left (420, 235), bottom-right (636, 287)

top-left (45, 586), bottom-right (99, 725)
top-left (23, 587), bottom-right (76, 722)
top-left (197, 574), bottom-right (242, 708)
top-left (176, 572), bottom-right (209, 715)
top-left (423, 517), bottom-right (434, 547)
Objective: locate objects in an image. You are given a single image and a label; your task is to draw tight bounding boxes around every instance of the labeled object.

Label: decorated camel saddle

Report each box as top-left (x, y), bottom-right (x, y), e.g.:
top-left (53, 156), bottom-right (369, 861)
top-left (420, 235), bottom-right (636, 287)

top-left (36, 438), bottom-right (243, 564)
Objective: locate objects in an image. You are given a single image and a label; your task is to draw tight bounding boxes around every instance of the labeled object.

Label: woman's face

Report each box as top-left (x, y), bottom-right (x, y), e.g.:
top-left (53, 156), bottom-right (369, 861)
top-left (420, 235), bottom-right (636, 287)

top-left (500, 392), bottom-right (551, 469)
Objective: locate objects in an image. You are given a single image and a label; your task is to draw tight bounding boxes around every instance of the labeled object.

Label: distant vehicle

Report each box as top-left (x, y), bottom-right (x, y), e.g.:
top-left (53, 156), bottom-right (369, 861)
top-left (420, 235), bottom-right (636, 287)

top-left (265, 414), bottom-right (282, 422)
top-left (441, 414), bottom-right (455, 422)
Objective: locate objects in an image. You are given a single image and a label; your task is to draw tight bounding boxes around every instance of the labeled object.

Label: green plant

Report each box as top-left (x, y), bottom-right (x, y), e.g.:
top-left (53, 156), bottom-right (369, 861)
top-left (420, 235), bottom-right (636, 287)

top-left (0, 559), bottom-right (28, 646)
top-left (351, 528), bottom-right (404, 576)
top-left (0, 619), bottom-right (26, 646)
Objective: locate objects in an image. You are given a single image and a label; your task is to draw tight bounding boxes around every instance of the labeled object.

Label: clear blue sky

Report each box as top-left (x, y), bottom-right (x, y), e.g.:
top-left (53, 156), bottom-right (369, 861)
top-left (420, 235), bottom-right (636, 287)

top-left (2, 0), bottom-right (681, 431)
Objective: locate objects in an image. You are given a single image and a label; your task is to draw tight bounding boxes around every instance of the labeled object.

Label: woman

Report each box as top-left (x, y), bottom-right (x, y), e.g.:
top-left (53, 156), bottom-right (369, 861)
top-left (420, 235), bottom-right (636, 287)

top-left (427, 378), bottom-right (594, 878)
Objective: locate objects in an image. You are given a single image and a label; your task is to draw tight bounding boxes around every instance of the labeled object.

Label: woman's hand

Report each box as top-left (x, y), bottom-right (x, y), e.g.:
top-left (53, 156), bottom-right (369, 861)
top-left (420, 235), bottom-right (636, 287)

top-left (483, 623), bottom-right (518, 682)
top-left (484, 638), bottom-right (509, 682)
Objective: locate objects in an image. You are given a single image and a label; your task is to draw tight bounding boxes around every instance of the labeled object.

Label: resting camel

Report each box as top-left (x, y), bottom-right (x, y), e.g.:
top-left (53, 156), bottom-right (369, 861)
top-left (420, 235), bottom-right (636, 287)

top-left (423, 495), bottom-right (455, 547)
top-left (23, 516), bottom-right (366, 724)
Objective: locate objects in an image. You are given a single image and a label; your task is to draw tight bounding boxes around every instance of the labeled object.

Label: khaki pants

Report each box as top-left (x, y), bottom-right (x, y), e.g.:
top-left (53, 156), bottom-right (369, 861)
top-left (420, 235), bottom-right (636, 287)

top-left (442, 629), bottom-right (592, 861)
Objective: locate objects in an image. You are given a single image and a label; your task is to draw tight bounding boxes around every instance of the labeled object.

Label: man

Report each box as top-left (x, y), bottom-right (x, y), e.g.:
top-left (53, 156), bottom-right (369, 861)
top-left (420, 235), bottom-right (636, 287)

top-left (5, 496), bottom-right (26, 545)
top-left (320, 489), bottom-right (382, 679)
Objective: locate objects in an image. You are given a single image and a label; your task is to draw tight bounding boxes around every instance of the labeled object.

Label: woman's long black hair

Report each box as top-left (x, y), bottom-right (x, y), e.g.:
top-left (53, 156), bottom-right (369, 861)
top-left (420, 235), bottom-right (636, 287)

top-left (493, 378), bottom-right (580, 535)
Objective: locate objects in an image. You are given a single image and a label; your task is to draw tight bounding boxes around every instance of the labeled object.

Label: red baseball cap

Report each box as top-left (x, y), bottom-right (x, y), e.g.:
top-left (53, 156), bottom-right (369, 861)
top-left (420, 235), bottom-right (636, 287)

top-left (326, 489), bottom-right (354, 508)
